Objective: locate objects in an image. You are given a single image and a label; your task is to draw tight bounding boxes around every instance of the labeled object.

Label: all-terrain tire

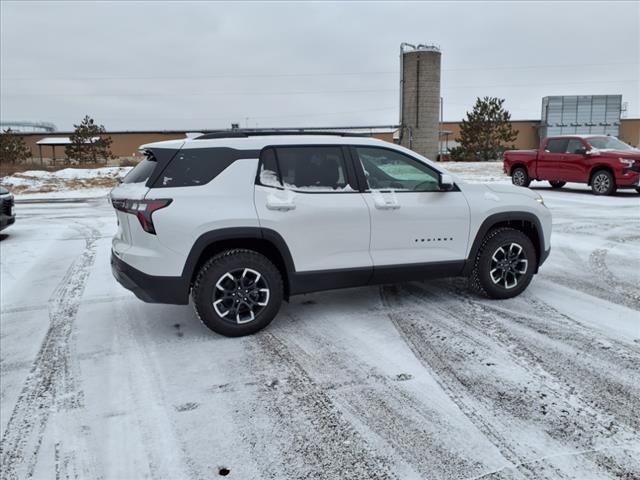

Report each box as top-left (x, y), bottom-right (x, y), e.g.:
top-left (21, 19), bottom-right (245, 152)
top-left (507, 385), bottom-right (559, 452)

top-left (192, 249), bottom-right (283, 337)
top-left (549, 181), bottom-right (566, 189)
top-left (470, 227), bottom-right (536, 299)
top-left (591, 170), bottom-right (617, 196)
top-left (511, 167), bottom-right (531, 187)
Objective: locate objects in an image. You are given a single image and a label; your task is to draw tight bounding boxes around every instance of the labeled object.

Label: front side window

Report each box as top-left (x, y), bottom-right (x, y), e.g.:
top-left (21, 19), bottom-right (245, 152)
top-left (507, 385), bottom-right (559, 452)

top-left (262, 146), bottom-right (351, 192)
top-left (545, 138), bottom-right (569, 153)
top-left (355, 147), bottom-right (440, 192)
top-left (566, 139), bottom-right (586, 154)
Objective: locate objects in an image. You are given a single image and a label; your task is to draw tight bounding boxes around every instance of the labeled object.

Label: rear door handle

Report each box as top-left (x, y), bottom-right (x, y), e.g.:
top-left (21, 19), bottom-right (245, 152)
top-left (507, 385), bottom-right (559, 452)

top-left (266, 200), bottom-right (295, 211)
top-left (375, 202), bottom-right (400, 210)
top-left (266, 191), bottom-right (296, 211)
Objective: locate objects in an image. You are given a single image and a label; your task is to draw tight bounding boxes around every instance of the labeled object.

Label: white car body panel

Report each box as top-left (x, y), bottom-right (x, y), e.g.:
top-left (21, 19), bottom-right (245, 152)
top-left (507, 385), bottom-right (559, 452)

top-left (363, 190), bottom-right (471, 265)
top-left (254, 185), bottom-right (372, 272)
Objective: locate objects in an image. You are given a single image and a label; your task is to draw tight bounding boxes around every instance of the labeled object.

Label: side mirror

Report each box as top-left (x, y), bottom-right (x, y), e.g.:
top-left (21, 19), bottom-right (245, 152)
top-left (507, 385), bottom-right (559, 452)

top-left (439, 173), bottom-right (455, 191)
top-left (575, 147), bottom-right (588, 155)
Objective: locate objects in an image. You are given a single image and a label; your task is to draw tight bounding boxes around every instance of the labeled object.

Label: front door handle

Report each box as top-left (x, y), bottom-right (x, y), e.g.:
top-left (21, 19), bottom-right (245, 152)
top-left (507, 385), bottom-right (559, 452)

top-left (372, 190), bottom-right (400, 210)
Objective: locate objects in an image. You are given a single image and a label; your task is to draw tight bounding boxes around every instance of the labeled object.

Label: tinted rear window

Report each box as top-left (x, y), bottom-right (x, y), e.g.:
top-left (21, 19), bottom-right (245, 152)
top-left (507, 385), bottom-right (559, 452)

top-left (546, 138), bottom-right (569, 153)
top-left (123, 158), bottom-right (157, 184)
top-left (153, 147), bottom-right (259, 188)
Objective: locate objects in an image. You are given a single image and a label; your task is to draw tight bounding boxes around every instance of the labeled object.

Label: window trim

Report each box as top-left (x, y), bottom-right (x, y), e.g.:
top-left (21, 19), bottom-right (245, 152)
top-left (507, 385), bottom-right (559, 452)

top-left (255, 144), bottom-right (361, 194)
top-left (349, 145), bottom-right (456, 193)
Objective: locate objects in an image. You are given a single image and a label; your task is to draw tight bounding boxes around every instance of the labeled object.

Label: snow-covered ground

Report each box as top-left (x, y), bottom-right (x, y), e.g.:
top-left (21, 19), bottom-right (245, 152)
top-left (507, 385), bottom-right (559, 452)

top-left (1, 168), bottom-right (639, 479)
top-left (1, 167), bottom-right (132, 199)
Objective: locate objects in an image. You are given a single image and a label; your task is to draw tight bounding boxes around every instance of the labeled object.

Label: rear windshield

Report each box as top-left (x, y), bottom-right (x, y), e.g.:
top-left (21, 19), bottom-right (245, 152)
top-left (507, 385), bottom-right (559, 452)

top-left (152, 147), bottom-right (259, 188)
top-left (122, 157), bottom-right (157, 184)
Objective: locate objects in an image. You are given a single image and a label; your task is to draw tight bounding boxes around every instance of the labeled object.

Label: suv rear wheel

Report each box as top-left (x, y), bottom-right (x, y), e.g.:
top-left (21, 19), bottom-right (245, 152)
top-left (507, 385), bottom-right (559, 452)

top-left (591, 170), bottom-right (616, 196)
top-left (192, 249), bottom-right (283, 337)
top-left (511, 167), bottom-right (530, 187)
top-left (471, 227), bottom-right (536, 299)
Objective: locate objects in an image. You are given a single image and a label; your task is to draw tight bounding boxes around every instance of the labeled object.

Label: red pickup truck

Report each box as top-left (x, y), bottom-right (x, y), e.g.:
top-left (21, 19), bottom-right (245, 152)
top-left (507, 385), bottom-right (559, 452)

top-left (504, 135), bottom-right (640, 195)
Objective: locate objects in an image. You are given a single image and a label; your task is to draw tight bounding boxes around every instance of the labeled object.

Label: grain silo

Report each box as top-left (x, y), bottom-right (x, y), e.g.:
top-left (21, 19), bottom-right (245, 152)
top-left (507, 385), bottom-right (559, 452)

top-left (399, 43), bottom-right (441, 161)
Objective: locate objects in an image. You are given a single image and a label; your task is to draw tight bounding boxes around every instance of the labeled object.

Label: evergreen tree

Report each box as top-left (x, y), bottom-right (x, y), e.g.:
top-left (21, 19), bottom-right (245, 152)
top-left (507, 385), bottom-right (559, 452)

top-left (455, 97), bottom-right (518, 161)
top-left (65, 115), bottom-right (114, 163)
top-left (0, 129), bottom-right (32, 164)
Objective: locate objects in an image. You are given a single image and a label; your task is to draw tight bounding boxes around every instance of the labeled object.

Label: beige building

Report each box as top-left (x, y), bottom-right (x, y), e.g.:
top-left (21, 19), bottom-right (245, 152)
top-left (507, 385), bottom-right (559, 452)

top-left (13, 119), bottom-right (640, 164)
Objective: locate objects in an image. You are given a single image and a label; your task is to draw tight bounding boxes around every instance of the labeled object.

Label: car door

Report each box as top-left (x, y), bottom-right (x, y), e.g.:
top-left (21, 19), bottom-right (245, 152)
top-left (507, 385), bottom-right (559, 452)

top-left (352, 146), bottom-right (470, 273)
top-left (254, 145), bottom-right (372, 274)
top-left (563, 138), bottom-right (590, 183)
top-left (537, 138), bottom-right (568, 181)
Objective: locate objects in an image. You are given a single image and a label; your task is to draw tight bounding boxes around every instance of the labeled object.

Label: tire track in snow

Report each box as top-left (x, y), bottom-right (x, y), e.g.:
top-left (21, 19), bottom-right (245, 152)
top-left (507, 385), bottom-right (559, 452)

top-left (380, 284), bottom-right (554, 480)
top-left (0, 224), bottom-right (98, 480)
top-left (237, 331), bottom-right (394, 480)
top-left (269, 318), bottom-right (505, 480)
top-left (383, 281), bottom-right (640, 478)
top-left (588, 248), bottom-right (640, 307)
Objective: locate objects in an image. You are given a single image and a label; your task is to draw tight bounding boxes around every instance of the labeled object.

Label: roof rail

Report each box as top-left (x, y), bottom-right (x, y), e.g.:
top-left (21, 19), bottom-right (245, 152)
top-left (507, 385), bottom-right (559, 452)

top-left (194, 129), bottom-right (369, 140)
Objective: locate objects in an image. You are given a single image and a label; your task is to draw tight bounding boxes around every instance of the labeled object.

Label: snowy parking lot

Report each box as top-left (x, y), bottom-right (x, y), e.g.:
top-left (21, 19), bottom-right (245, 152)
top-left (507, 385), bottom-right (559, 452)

top-left (1, 167), bottom-right (639, 479)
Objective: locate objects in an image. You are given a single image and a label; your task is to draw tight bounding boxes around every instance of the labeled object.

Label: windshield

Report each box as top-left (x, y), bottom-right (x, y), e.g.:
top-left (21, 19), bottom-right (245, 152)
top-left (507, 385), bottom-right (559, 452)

top-left (586, 136), bottom-right (634, 151)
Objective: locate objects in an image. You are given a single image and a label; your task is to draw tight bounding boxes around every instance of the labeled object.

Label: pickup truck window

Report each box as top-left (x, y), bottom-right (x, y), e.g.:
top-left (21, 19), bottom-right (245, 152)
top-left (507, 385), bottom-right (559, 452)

top-left (545, 138), bottom-right (569, 153)
top-left (587, 136), bottom-right (634, 151)
top-left (566, 139), bottom-right (585, 154)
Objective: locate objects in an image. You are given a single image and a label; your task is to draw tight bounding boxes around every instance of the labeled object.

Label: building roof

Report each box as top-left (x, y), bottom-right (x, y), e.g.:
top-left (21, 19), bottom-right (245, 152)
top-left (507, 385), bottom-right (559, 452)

top-left (36, 136), bottom-right (100, 145)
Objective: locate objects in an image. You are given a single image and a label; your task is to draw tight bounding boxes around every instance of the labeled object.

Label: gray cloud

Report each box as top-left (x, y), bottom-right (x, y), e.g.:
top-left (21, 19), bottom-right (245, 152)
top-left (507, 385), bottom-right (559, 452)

top-left (1, 1), bottom-right (638, 131)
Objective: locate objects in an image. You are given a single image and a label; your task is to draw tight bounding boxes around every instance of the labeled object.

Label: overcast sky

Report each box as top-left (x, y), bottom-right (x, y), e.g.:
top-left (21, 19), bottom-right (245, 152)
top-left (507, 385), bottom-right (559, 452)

top-left (1, 1), bottom-right (639, 132)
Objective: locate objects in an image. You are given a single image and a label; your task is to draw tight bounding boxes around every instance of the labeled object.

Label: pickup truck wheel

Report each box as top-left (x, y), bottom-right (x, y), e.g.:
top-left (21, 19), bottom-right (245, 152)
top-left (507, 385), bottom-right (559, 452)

top-left (192, 249), bottom-right (283, 337)
top-left (591, 170), bottom-right (616, 196)
top-left (549, 181), bottom-right (566, 189)
top-left (511, 167), bottom-right (530, 187)
top-left (471, 227), bottom-right (536, 299)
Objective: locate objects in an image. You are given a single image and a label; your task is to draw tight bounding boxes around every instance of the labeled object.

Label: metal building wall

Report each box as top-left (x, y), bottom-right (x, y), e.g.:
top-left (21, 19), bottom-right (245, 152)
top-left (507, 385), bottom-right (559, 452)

top-left (540, 95), bottom-right (622, 139)
top-left (399, 45), bottom-right (441, 160)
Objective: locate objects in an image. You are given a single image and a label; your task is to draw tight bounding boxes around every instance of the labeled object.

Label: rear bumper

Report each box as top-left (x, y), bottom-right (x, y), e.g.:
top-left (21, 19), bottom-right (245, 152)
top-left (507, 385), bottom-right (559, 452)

top-left (111, 251), bottom-right (189, 305)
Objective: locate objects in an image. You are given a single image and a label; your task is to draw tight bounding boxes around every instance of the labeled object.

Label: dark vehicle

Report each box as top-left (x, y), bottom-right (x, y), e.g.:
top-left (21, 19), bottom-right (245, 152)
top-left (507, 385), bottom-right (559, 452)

top-left (504, 135), bottom-right (640, 195)
top-left (1, 187), bottom-right (16, 231)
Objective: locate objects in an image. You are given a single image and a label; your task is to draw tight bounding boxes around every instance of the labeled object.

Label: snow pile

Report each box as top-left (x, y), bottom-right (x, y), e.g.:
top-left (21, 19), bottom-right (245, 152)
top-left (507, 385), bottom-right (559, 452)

top-left (438, 161), bottom-right (510, 184)
top-left (1, 167), bottom-right (132, 199)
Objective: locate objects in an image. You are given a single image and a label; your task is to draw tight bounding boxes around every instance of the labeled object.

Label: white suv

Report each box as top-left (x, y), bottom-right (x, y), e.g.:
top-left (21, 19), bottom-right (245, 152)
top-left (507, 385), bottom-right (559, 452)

top-left (111, 132), bottom-right (551, 337)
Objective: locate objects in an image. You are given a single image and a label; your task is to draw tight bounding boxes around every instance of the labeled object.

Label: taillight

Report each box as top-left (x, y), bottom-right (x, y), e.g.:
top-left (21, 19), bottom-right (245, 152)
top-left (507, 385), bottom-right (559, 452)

top-left (112, 198), bottom-right (172, 234)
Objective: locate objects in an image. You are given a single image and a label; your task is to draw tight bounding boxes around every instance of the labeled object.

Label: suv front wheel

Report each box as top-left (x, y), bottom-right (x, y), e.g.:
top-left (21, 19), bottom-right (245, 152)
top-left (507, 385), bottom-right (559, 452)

top-left (471, 227), bottom-right (536, 299)
top-left (192, 249), bottom-right (283, 336)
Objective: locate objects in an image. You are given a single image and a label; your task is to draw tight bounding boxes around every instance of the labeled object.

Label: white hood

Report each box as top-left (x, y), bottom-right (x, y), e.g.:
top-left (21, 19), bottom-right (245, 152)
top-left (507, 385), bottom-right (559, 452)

top-left (485, 183), bottom-right (541, 200)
